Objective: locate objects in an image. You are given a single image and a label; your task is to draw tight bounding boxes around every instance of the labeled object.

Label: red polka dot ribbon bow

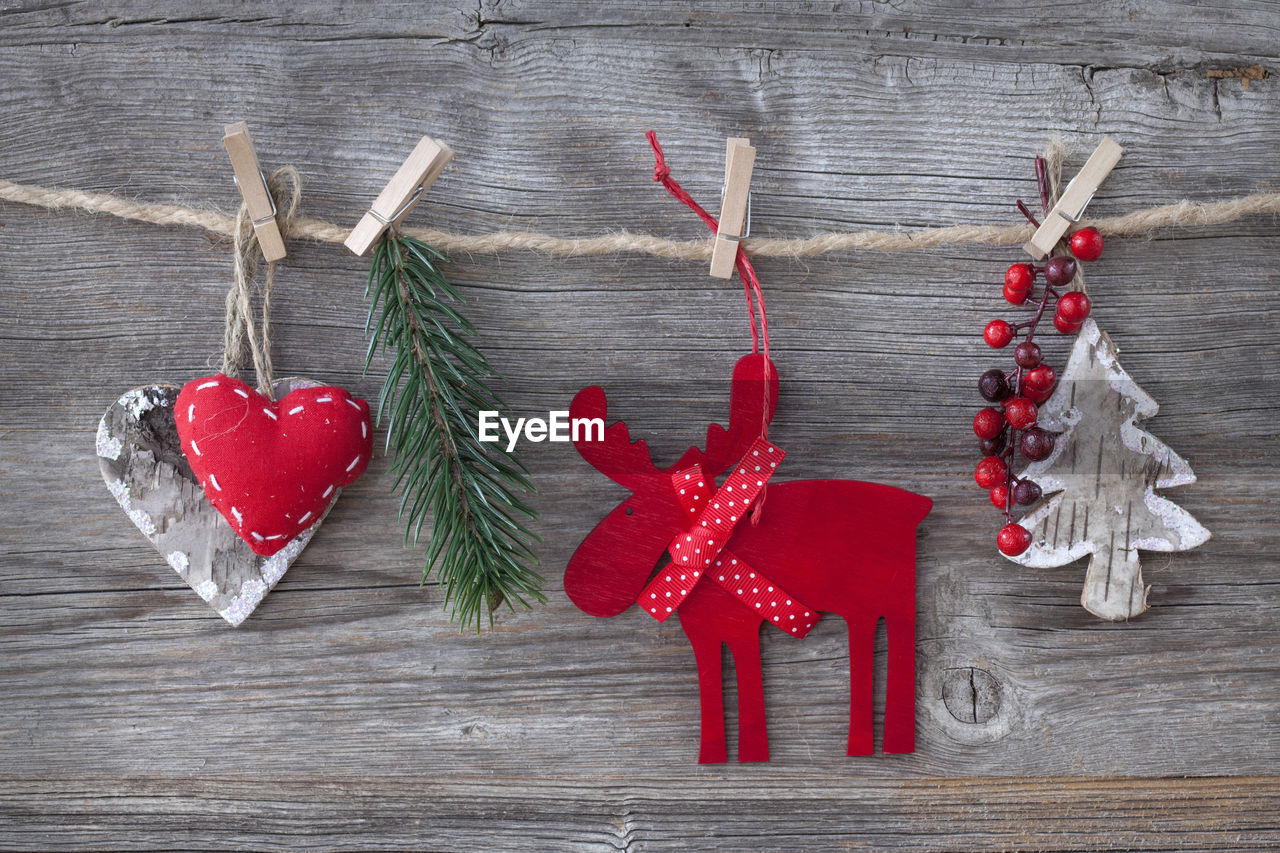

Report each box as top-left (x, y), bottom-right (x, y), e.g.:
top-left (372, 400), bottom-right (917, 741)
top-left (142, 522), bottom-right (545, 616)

top-left (637, 437), bottom-right (821, 637)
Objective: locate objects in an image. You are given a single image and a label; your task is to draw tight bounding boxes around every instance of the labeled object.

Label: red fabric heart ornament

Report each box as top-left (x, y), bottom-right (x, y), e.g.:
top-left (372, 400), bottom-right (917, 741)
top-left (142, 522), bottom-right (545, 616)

top-left (175, 374), bottom-right (373, 556)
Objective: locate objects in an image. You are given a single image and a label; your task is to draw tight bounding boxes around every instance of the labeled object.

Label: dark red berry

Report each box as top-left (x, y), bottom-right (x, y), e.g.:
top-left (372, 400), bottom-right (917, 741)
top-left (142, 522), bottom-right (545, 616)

top-left (1020, 427), bottom-right (1055, 461)
top-left (1024, 365), bottom-right (1057, 394)
top-left (975, 456), bottom-right (1008, 489)
top-left (1003, 284), bottom-right (1030, 305)
top-left (978, 433), bottom-right (1006, 457)
top-left (1012, 479), bottom-right (1043, 505)
top-left (1045, 255), bottom-right (1077, 287)
top-left (989, 482), bottom-right (1009, 509)
top-left (973, 407), bottom-right (1006, 440)
top-left (1069, 227), bottom-right (1104, 262)
top-left (1057, 291), bottom-right (1091, 323)
top-left (1053, 313), bottom-right (1082, 334)
top-left (1004, 263), bottom-right (1035, 293)
top-left (978, 369), bottom-right (1011, 402)
top-left (984, 319), bottom-right (1015, 348)
top-left (997, 523), bottom-right (1032, 556)
top-left (1014, 340), bottom-right (1042, 368)
top-left (1004, 396), bottom-right (1038, 430)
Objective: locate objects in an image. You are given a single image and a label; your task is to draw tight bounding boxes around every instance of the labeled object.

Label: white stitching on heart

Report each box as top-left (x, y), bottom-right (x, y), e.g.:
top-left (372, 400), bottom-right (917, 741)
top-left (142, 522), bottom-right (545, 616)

top-left (189, 439), bottom-right (201, 456)
top-left (316, 396), bottom-right (332, 403)
top-left (208, 474), bottom-right (221, 491)
top-left (187, 404), bottom-right (195, 422)
top-left (230, 506), bottom-right (242, 523)
top-left (263, 409), bottom-right (278, 420)
top-left (322, 484), bottom-right (335, 498)
top-left (361, 422), bottom-right (367, 438)
top-left (298, 511), bottom-right (312, 524)
top-left (346, 456), bottom-right (360, 472)
top-left (250, 531), bottom-right (264, 541)
top-left (233, 388), bottom-right (248, 398)
top-left (196, 381), bottom-right (219, 390)
top-left (288, 406), bottom-right (304, 415)
top-left (345, 399), bottom-right (361, 411)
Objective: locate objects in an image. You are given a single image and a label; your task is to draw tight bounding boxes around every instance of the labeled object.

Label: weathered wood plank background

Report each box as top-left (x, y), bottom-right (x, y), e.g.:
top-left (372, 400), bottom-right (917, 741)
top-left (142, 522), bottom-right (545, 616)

top-left (1, 2), bottom-right (1277, 849)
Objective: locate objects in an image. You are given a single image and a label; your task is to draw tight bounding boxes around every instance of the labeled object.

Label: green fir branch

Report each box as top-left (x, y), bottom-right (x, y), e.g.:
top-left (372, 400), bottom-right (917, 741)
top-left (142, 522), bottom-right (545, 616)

top-left (365, 231), bottom-right (543, 629)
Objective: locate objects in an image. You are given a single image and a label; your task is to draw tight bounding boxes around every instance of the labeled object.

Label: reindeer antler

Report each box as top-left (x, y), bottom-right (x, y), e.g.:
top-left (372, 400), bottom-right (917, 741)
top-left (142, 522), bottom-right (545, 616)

top-left (701, 354), bottom-right (779, 476)
top-left (570, 386), bottom-right (660, 491)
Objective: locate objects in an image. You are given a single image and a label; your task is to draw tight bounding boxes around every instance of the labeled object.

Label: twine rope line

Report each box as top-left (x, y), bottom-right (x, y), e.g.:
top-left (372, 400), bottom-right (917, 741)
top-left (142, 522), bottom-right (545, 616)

top-left (1, 177), bottom-right (1276, 260)
top-left (221, 166), bottom-right (301, 399)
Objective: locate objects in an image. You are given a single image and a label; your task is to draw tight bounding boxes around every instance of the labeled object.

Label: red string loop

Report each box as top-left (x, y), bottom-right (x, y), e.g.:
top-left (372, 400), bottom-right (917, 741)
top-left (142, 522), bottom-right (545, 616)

top-left (646, 131), bottom-right (770, 366)
top-left (646, 130), bottom-right (774, 525)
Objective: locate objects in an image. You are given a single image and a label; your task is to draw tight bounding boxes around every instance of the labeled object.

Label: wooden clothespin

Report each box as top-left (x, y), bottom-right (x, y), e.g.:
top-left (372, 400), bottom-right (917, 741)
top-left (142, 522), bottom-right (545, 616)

top-left (222, 121), bottom-right (287, 262)
top-left (1024, 137), bottom-right (1124, 259)
top-left (710, 137), bottom-right (757, 279)
top-left (345, 136), bottom-right (455, 256)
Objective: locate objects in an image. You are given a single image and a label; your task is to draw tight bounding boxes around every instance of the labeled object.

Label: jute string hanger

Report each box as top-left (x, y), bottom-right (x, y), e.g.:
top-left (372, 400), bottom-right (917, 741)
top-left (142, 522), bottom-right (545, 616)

top-left (218, 121), bottom-right (303, 401)
top-left (221, 166), bottom-right (302, 400)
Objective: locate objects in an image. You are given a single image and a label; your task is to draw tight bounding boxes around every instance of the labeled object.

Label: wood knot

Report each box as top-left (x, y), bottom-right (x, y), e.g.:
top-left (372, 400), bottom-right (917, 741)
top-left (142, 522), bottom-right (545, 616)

top-left (942, 667), bottom-right (1001, 724)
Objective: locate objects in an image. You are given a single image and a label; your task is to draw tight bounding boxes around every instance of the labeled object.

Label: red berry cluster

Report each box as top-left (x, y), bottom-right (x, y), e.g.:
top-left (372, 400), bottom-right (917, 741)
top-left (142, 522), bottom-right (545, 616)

top-left (974, 158), bottom-right (1106, 557)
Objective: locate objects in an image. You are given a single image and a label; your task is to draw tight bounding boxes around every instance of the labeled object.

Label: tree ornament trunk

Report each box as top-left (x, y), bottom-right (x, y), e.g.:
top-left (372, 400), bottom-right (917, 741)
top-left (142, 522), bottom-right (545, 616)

top-left (1082, 530), bottom-right (1147, 621)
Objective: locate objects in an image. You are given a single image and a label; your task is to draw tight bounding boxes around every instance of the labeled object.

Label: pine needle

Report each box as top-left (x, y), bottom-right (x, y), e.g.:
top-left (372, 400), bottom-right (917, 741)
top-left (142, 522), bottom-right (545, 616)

top-left (365, 232), bottom-right (543, 629)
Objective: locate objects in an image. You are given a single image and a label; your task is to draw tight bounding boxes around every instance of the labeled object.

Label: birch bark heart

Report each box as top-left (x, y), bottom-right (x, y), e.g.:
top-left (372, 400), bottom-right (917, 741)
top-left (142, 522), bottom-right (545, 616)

top-left (96, 378), bottom-right (341, 625)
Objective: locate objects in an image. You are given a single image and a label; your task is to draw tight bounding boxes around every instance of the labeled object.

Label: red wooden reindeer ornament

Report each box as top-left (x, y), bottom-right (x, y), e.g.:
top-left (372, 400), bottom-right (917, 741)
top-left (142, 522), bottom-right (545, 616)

top-left (563, 135), bottom-right (933, 763)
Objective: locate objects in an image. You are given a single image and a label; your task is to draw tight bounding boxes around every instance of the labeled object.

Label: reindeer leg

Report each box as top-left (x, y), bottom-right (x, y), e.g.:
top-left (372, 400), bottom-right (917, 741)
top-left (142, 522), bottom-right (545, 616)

top-left (883, 610), bottom-right (917, 754)
top-left (846, 614), bottom-right (875, 756)
top-left (727, 627), bottom-right (769, 762)
top-left (685, 628), bottom-right (728, 764)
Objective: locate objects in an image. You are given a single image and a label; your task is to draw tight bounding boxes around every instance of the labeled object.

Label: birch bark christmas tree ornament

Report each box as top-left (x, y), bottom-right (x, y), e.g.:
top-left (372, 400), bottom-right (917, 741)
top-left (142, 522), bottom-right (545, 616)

top-left (972, 138), bottom-right (1209, 619)
top-left (1007, 319), bottom-right (1210, 620)
top-left (346, 136), bottom-right (542, 629)
top-left (97, 123), bottom-right (372, 625)
top-left (563, 133), bottom-right (932, 763)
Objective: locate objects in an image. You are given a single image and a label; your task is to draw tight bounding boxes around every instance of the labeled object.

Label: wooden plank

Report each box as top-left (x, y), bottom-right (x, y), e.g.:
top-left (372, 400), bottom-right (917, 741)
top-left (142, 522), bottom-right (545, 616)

top-left (0, 1), bottom-right (1278, 848)
top-left (0, 775), bottom-right (1277, 851)
top-left (1, 3), bottom-right (1277, 68)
